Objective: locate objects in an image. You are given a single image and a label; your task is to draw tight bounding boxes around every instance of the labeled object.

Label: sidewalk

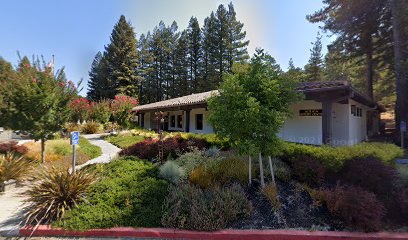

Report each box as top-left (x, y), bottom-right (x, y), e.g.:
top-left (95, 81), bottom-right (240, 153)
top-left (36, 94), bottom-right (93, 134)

top-left (0, 184), bottom-right (28, 236)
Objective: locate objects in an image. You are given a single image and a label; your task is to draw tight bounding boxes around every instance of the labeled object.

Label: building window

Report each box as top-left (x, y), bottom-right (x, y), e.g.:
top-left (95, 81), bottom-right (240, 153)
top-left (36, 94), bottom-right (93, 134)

top-left (170, 115), bottom-right (175, 128)
top-left (196, 114), bottom-right (203, 130)
top-left (177, 115), bottom-right (183, 128)
top-left (351, 105), bottom-right (363, 117)
top-left (351, 105), bottom-right (356, 115)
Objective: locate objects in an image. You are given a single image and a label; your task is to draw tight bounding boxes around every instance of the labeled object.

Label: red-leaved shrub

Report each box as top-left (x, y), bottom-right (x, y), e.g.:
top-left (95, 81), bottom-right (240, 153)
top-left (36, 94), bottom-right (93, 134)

top-left (339, 157), bottom-right (398, 197)
top-left (289, 155), bottom-right (326, 187)
top-left (0, 141), bottom-right (28, 155)
top-left (120, 134), bottom-right (209, 160)
top-left (326, 184), bottom-right (385, 232)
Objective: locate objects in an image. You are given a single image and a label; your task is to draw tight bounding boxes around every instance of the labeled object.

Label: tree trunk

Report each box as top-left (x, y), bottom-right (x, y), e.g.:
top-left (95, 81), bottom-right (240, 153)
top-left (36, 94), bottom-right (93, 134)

top-left (392, 0), bottom-right (408, 142)
top-left (41, 138), bottom-right (45, 163)
top-left (259, 152), bottom-right (265, 187)
top-left (366, 33), bottom-right (374, 100)
top-left (268, 156), bottom-right (276, 185)
top-left (248, 156), bottom-right (252, 185)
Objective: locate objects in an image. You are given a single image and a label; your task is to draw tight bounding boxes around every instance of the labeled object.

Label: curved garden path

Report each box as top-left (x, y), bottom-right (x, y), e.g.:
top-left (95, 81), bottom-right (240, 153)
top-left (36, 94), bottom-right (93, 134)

top-left (77, 133), bottom-right (121, 169)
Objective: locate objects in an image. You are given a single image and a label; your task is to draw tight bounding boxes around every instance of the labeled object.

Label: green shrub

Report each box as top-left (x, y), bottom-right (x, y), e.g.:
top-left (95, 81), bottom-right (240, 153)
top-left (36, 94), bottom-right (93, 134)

top-left (396, 165), bottom-right (408, 188)
top-left (204, 146), bottom-right (220, 157)
top-left (57, 157), bottom-right (169, 230)
top-left (81, 121), bottom-right (102, 134)
top-left (159, 161), bottom-right (184, 184)
top-left (105, 134), bottom-right (145, 149)
top-left (78, 137), bottom-right (102, 159)
top-left (176, 150), bottom-right (208, 178)
top-left (263, 158), bottom-right (291, 182)
top-left (280, 142), bottom-right (403, 171)
top-left (23, 167), bottom-right (96, 225)
top-left (161, 184), bottom-right (251, 231)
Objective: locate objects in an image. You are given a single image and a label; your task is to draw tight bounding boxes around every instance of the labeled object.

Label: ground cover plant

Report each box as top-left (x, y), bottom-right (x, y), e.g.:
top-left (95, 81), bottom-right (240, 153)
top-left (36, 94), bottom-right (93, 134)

top-left (104, 133), bottom-right (144, 148)
top-left (57, 157), bottom-right (169, 230)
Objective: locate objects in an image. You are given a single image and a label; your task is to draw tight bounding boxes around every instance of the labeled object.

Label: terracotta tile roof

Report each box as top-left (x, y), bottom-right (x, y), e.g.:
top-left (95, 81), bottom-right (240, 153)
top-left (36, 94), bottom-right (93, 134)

top-left (133, 90), bottom-right (218, 111)
top-left (133, 81), bottom-right (379, 112)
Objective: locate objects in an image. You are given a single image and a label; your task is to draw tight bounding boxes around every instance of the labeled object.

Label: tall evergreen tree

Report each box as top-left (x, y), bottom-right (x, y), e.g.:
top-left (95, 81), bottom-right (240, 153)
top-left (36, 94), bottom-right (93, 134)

top-left (304, 33), bottom-right (323, 82)
top-left (174, 31), bottom-right (189, 97)
top-left (187, 17), bottom-right (202, 93)
top-left (202, 12), bottom-right (218, 92)
top-left (87, 52), bottom-right (103, 100)
top-left (391, 0), bottom-right (408, 137)
top-left (226, 2), bottom-right (249, 71)
top-left (138, 32), bottom-right (155, 104)
top-left (285, 58), bottom-right (306, 82)
top-left (104, 15), bottom-right (140, 97)
top-left (308, 0), bottom-right (392, 99)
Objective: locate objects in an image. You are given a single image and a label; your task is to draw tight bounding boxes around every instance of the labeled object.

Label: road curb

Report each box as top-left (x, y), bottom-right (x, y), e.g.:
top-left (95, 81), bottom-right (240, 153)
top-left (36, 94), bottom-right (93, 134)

top-left (19, 226), bottom-right (408, 239)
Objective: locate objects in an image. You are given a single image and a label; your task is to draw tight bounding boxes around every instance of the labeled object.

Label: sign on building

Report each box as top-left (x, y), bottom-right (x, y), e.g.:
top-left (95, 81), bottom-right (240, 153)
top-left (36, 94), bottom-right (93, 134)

top-left (299, 109), bottom-right (322, 116)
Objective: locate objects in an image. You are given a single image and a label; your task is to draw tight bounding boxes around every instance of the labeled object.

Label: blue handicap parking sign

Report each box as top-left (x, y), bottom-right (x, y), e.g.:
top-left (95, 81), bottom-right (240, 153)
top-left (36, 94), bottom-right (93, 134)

top-left (70, 131), bottom-right (80, 145)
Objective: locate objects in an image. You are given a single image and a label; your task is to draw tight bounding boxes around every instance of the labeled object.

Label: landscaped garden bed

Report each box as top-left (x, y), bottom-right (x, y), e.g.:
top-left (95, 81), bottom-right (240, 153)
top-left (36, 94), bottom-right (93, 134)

top-left (18, 135), bottom-right (404, 233)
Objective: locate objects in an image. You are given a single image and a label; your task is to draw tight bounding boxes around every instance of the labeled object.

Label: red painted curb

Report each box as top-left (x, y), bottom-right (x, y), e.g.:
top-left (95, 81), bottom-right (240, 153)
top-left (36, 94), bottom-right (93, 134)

top-left (19, 225), bottom-right (408, 240)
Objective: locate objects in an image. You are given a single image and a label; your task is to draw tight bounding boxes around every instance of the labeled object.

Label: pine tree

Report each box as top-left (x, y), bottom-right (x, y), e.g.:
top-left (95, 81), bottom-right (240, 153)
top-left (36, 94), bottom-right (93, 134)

top-left (174, 31), bottom-right (189, 97)
top-left (308, 0), bottom-right (392, 99)
top-left (286, 58), bottom-right (306, 82)
top-left (202, 12), bottom-right (218, 92)
top-left (0, 57), bottom-right (14, 83)
top-left (87, 52), bottom-right (103, 100)
top-left (304, 33), bottom-right (323, 82)
top-left (226, 3), bottom-right (249, 71)
top-left (392, 0), bottom-right (408, 138)
top-left (138, 32), bottom-right (155, 104)
top-left (187, 17), bottom-right (202, 93)
top-left (214, 4), bottom-right (229, 83)
top-left (104, 15), bottom-right (140, 97)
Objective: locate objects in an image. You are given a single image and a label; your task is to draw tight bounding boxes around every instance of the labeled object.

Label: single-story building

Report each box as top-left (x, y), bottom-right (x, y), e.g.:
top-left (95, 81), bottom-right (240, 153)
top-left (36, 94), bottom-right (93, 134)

top-left (133, 81), bottom-right (384, 146)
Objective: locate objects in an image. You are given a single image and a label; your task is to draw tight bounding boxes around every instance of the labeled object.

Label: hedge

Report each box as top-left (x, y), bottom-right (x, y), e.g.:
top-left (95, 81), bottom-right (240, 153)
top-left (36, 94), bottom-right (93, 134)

top-left (280, 142), bottom-right (404, 171)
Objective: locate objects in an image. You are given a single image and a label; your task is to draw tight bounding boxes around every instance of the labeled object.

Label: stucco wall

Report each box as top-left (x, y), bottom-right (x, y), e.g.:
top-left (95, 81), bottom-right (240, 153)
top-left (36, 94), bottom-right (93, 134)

top-left (278, 100), bottom-right (323, 145)
top-left (139, 99), bottom-right (369, 146)
top-left (189, 108), bottom-right (214, 134)
top-left (331, 103), bottom-right (350, 146)
top-left (348, 99), bottom-right (368, 144)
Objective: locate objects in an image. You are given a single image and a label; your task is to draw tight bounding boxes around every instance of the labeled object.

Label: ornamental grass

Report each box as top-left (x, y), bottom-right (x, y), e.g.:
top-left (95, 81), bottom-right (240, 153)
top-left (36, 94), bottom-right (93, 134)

top-left (23, 167), bottom-right (96, 226)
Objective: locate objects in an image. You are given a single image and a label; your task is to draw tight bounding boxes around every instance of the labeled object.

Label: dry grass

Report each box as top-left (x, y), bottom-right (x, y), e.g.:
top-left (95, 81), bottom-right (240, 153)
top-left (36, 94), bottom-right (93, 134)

top-left (23, 139), bottom-right (91, 170)
top-left (261, 183), bottom-right (280, 210)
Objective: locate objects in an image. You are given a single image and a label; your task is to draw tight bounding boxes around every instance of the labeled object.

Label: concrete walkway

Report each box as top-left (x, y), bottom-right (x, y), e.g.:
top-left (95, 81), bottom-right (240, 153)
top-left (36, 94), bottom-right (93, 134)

top-left (0, 184), bottom-right (28, 236)
top-left (0, 134), bottom-right (122, 237)
top-left (77, 134), bottom-right (121, 169)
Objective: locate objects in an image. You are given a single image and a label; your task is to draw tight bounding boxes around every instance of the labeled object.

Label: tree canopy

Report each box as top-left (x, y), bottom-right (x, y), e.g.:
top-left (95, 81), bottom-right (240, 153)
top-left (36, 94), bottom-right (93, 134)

top-left (208, 49), bottom-right (301, 156)
top-left (0, 57), bottom-right (78, 162)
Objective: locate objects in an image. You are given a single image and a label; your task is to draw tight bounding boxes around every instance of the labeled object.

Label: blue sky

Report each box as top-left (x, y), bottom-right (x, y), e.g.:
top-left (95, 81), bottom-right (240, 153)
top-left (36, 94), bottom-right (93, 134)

top-left (0, 0), bottom-right (329, 95)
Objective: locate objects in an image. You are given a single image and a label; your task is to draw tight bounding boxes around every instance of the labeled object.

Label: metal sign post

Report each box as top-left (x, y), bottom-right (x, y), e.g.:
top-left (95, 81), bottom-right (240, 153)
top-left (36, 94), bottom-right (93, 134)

top-left (70, 131), bottom-right (80, 174)
top-left (401, 121), bottom-right (406, 149)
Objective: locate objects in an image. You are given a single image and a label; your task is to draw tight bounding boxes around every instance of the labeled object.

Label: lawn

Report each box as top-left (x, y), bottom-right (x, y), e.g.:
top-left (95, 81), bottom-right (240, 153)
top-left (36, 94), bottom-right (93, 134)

top-left (23, 137), bottom-right (102, 169)
top-left (104, 133), bottom-right (144, 149)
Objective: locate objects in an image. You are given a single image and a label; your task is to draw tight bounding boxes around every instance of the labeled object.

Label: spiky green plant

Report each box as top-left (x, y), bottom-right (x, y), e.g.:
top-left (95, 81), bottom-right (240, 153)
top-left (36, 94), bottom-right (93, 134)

top-left (0, 152), bottom-right (34, 182)
top-left (23, 167), bottom-right (96, 226)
